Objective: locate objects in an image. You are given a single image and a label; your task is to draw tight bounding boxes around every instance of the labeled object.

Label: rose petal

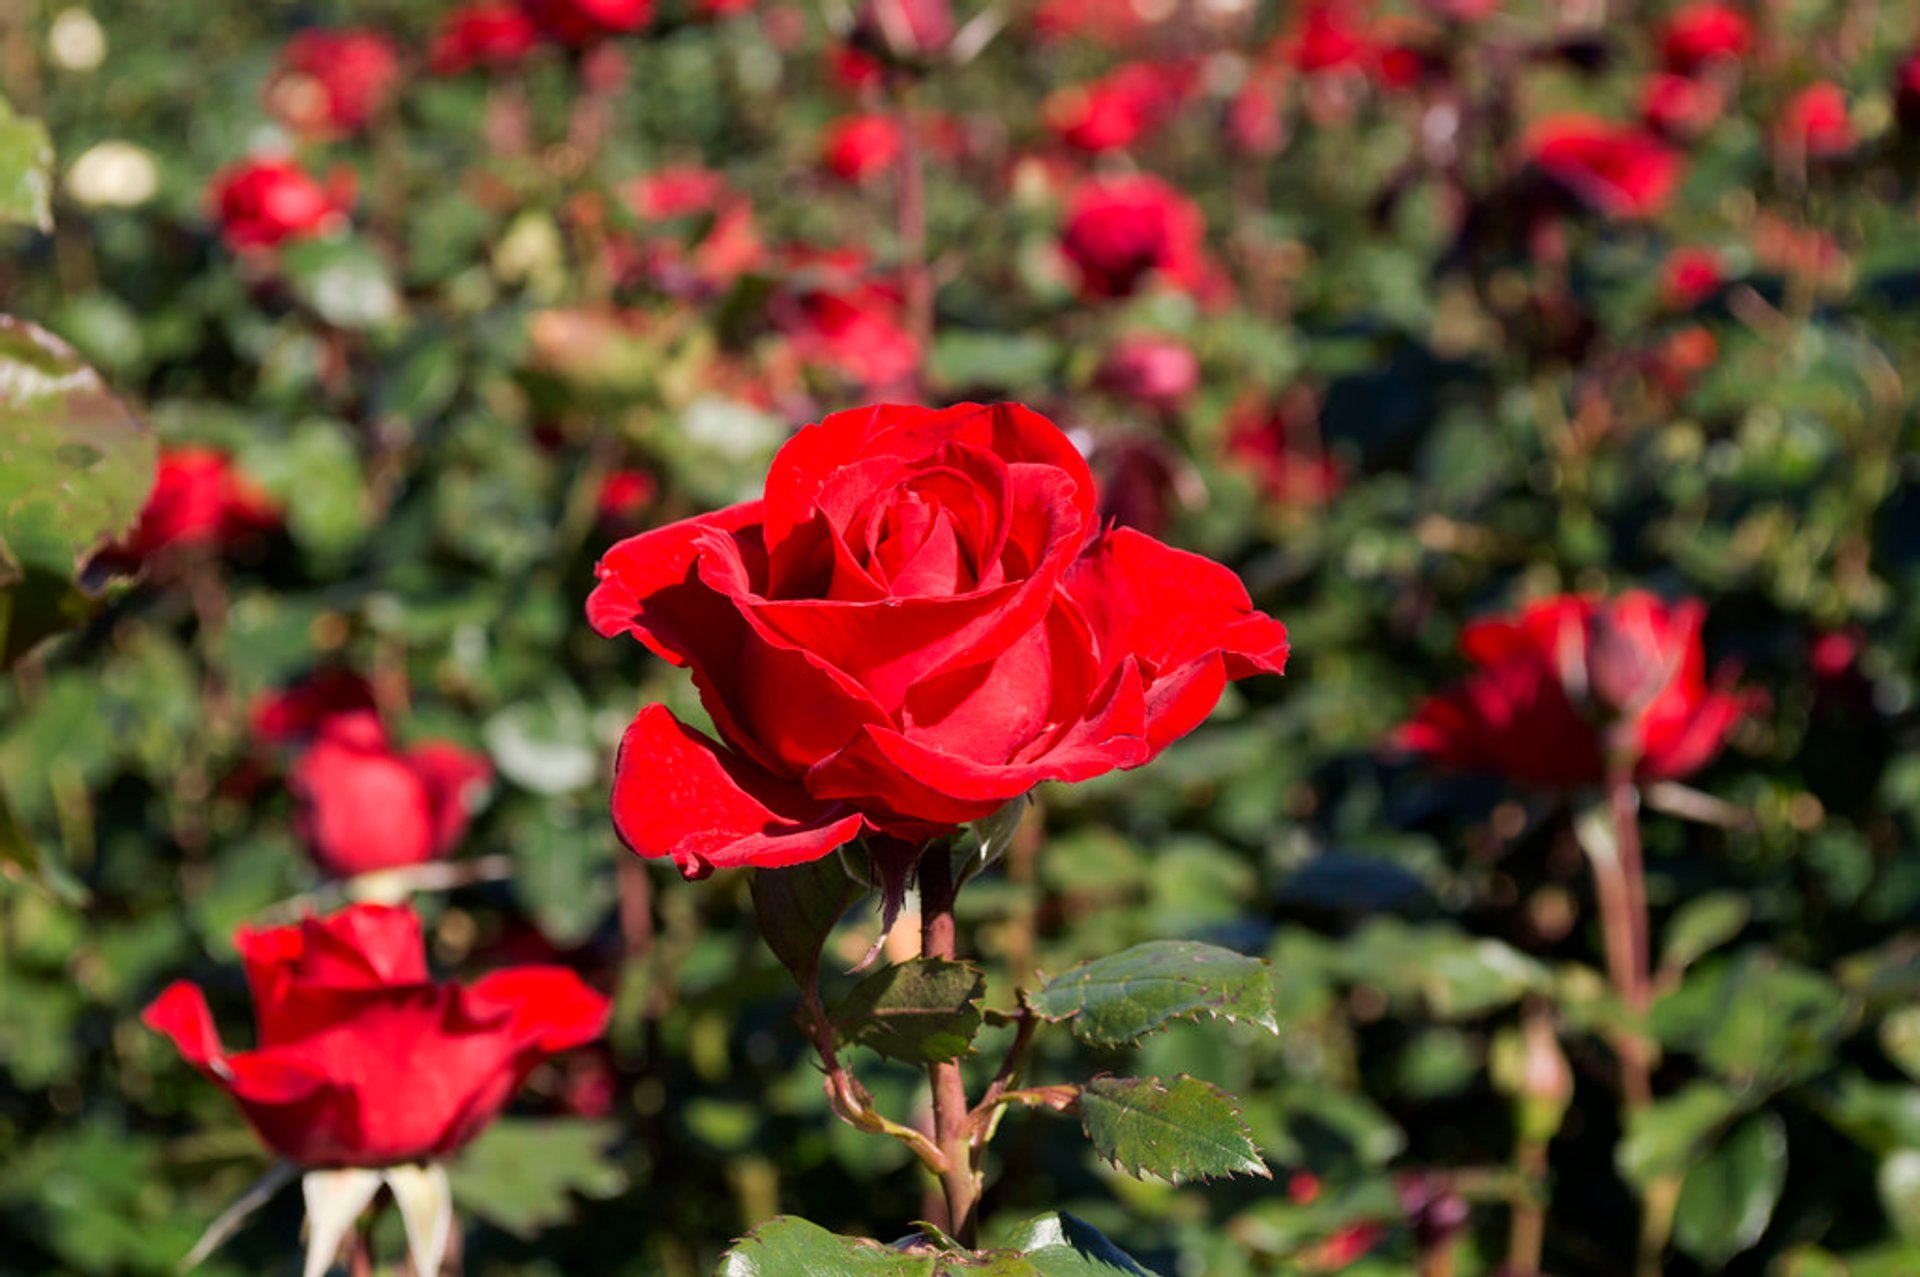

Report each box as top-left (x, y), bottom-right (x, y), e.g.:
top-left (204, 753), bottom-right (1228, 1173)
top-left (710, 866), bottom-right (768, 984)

top-left (585, 501), bottom-right (766, 661)
top-left (611, 704), bottom-right (867, 878)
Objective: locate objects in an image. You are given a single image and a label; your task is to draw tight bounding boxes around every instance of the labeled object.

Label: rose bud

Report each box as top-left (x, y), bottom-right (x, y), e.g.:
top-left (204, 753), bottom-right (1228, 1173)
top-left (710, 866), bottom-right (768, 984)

top-left (597, 468), bottom-right (657, 526)
top-left (1045, 61), bottom-right (1192, 154)
top-left (1657, 1), bottom-right (1751, 76)
top-left (1398, 592), bottom-right (1752, 789)
top-left (288, 711), bottom-right (493, 880)
top-left (1659, 245), bottom-right (1725, 311)
top-left (1097, 336), bottom-right (1199, 410)
top-left (430, 2), bottom-right (540, 75)
top-left (1059, 174), bottom-right (1211, 300)
top-left (1776, 82), bottom-right (1853, 159)
top-left (587, 402), bottom-right (1287, 878)
top-left (1290, 0), bottom-right (1374, 75)
top-left (1227, 69), bottom-right (1291, 157)
top-left (264, 28), bottom-right (400, 138)
top-left (114, 446), bottom-right (279, 564)
top-left (820, 113), bottom-right (903, 183)
top-left (207, 157), bottom-right (351, 252)
top-left (1641, 71), bottom-right (1723, 141)
top-left (143, 904), bottom-right (609, 1168)
top-left (1524, 115), bottom-right (1684, 220)
top-left (522, 0), bottom-right (654, 46)
top-left (1397, 1172), bottom-right (1471, 1254)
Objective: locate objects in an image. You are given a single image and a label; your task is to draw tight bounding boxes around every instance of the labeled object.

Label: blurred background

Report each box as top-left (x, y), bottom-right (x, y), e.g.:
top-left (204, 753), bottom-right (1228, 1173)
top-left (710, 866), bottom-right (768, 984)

top-left (2, 0), bottom-right (1920, 1273)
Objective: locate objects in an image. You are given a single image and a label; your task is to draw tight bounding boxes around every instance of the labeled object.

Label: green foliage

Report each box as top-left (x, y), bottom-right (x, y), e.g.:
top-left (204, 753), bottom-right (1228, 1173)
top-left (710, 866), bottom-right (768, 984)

top-left (0, 97), bottom-right (51, 231)
top-left (445, 1120), bottom-right (627, 1241)
top-left (1076, 1075), bottom-right (1268, 1184)
top-left (1030, 941), bottom-right (1282, 1045)
top-left (718, 1213), bottom-right (1152, 1276)
top-left (830, 958), bottom-right (987, 1064)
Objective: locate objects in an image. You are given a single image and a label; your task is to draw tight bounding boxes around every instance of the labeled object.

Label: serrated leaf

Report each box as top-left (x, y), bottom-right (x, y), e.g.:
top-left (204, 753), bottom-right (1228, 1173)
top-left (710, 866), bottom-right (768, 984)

top-left (1673, 1112), bottom-right (1788, 1265)
top-left (714, 1216), bottom-right (937, 1276)
top-left (0, 100), bottom-right (52, 231)
top-left (1078, 1075), bottom-right (1269, 1184)
top-left (446, 1119), bottom-right (625, 1240)
top-left (752, 854), bottom-right (862, 989)
top-left (1007, 1213), bottom-right (1154, 1276)
top-left (1030, 941), bottom-right (1279, 1045)
top-left (830, 958), bottom-right (985, 1064)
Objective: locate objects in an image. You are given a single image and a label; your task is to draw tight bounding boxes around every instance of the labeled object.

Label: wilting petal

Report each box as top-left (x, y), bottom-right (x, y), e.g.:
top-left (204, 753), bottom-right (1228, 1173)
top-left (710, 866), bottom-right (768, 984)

top-left (612, 704), bottom-right (867, 878)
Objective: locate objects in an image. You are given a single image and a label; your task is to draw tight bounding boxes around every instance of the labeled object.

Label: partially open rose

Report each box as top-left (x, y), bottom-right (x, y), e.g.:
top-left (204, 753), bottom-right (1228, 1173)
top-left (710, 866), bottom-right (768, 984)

top-left (588, 402), bottom-right (1287, 877)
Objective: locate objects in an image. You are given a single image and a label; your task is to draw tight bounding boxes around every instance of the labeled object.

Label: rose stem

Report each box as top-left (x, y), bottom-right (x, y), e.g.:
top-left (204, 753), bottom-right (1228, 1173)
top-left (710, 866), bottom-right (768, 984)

top-left (919, 842), bottom-right (979, 1245)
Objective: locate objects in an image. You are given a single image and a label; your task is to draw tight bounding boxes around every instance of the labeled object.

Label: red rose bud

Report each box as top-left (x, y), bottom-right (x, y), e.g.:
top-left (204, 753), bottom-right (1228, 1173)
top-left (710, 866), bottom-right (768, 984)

top-left (1524, 115), bottom-right (1683, 220)
top-left (596, 468), bottom-right (656, 526)
top-left (265, 28), bottom-right (400, 137)
top-left (1291, 0), bottom-right (1374, 74)
top-left (1651, 323), bottom-right (1718, 395)
top-left (143, 904), bottom-right (609, 1167)
top-left (1060, 174), bottom-right (1210, 300)
top-left (252, 669), bottom-right (380, 749)
top-left (1098, 336), bottom-right (1199, 410)
top-left (1044, 61), bottom-right (1193, 154)
top-left (1658, 2), bottom-right (1751, 75)
top-left (430, 3), bottom-right (540, 74)
top-left (1227, 69), bottom-right (1291, 157)
top-left (289, 711), bottom-right (493, 879)
top-left (1399, 592), bottom-right (1751, 789)
top-left (820, 113), bottom-right (903, 183)
top-left (208, 157), bottom-right (351, 252)
top-left (1398, 1173), bottom-right (1471, 1254)
top-left (522, 0), bottom-right (653, 46)
top-left (1641, 71), bottom-right (1724, 141)
top-left (1777, 82), bottom-right (1853, 158)
top-left (117, 446), bottom-right (279, 562)
top-left (1659, 246), bottom-right (1725, 311)
top-left (778, 280), bottom-right (921, 392)
top-left (586, 402), bottom-right (1287, 878)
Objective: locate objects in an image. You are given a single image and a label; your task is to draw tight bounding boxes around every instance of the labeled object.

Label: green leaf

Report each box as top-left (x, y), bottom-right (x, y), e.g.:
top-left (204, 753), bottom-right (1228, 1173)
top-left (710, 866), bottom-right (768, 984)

top-left (1879, 1006), bottom-right (1920, 1085)
top-left (1007, 1213), bottom-right (1154, 1276)
top-left (1660, 892), bottom-right (1751, 974)
top-left (446, 1120), bottom-right (625, 1240)
top-left (830, 958), bottom-right (985, 1064)
top-left (0, 98), bottom-right (52, 231)
top-left (1030, 940), bottom-right (1280, 1046)
top-left (1880, 1150), bottom-right (1920, 1244)
top-left (751, 854), bottom-right (863, 989)
top-left (715, 1217), bottom-right (934, 1276)
top-left (280, 237), bottom-right (401, 331)
top-left (1078, 1075), bottom-right (1269, 1184)
top-left (0, 316), bottom-right (155, 590)
top-left (1618, 1081), bottom-right (1747, 1189)
top-left (1673, 1112), bottom-right (1788, 1266)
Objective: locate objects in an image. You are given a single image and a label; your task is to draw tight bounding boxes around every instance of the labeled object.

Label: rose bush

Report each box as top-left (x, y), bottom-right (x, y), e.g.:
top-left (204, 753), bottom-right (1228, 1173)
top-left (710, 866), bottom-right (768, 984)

top-left (143, 905), bottom-right (608, 1167)
top-left (588, 401), bottom-right (1286, 876)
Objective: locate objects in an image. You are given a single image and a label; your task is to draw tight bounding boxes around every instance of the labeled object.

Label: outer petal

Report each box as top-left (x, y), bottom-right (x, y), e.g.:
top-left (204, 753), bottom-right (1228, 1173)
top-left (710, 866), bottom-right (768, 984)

top-left (144, 981), bottom-right (227, 1070)
top-left (463, 966), bottom-right (612, 1054)
top-left (407, 740), bottom-right (493, 855)
top-left (611, 704), bottom-right (867, 878)
top-left (585, 501), bottom-right (766, 661)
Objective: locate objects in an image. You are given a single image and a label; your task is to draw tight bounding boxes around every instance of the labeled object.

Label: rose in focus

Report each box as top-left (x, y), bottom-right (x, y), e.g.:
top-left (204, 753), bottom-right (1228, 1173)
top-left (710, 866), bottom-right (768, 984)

top-left (143, 904), bottom-right (608, 1167)
top-left (587, 402), bottom-right (1287, 877)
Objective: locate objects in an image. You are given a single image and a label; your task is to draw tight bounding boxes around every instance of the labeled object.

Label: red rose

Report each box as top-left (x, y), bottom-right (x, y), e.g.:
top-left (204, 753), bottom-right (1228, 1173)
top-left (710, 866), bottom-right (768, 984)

top-left (265, 29), bottom-right (400, 137)
top-left (1777, 83), bottom-right (1852, 158)
top-left (1398, 592), bottom-right (1752, 790)
top-left (252, 669), bottom-right (380, 748)
top-left (1641, 72), bottom-right (1723, 140)
top-left (1658, 2), bottom-right (1751, 76)
top-left (1524, 116), bottom-right (1683, 220)
top-left (1044, 61), bottom-right (1192, 154)
top-left (1291, 0), bottom-right (1373, 73)
top-left (1059, 174), bottom-right (1210, 300)
top-left (597, 468), bottom-right (657, 526)
top-left (208, 157), bottom-right (351, 252)
top-left (1227, 69), bottom-right (1290, 156)
top-left (1097, 335), bottom-right (1199, 409)
top-left (820, 114), bottom-right (903, 183)
top-left (1659, 245), bottom-right (1725, 311)
top-left (1226, 393), bottom-right (1344, 508)
top-left (522, 0), bottom-right (653, 45)
top-left (143, 904), bottom-right (609, 1167)
top-left (119, 446), bottom-right (279, 561)
top-left (430, 3), bottom-right (540, 74)
top-left (586, 402), bottom-right (1287, 877)
top-left (777, 279), bottom-right (922, 392)
top-left (289, 712), bottom-right (493, 879)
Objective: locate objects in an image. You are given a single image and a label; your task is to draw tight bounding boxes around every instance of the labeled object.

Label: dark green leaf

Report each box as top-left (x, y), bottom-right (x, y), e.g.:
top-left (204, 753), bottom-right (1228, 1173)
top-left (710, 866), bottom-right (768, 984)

top-left (1030, 940), bottom-right (1280, 1046)
top-left (446, 1119), bottom-right (625, 1240)
top-left (752, 854), bottom-right (863, 989)
top-left (830, 958), bottom-right (985, 1064)
top-left (1007, 1213), bottom-right (1154, 1276)
top-left (1660, 893), bottom-right (1750, 974)
top-left (1618, 1082), bottom-right (1746, 1188)
top-left (1078, 1075), bottom-right (1269, 1184)
top-left (1673, 1112), bottom-right (1788, 1266)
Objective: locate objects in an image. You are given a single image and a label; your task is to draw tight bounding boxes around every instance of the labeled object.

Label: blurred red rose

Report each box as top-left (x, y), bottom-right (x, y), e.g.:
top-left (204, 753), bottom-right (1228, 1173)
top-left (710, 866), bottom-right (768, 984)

top-left (1777, 82), bottom-right (1852, 158)
top-left (1098, 335), bottom-right (1199, 410)
top-left (597, 468), bottom-right (657, 525)
top-left (1060, 174), bottom-right (1210, 299)
top-left (850, 0), bottom-right (953, 59)
top-left (1291, 0), bottom-right (1373, 74)
top-left (1227, 393), bottom-right (1345, 509)
top-left (1658, 2), bottom-right (1751, 75)
top-left (1399, 592), bottom-right (1752, 789)
top-left (209, 157), bottom-right (351, 252)
top-left (117, 446), bottom-right (279, 562)
top-left (265, 28), bottom-right (400, 137)
top-left (289, 711), bottom-right (493, 879)
top-left (1525, 116), bottom-right (1683, 220)
top-left (430, 3), bottom-right (540, 74)
top-left (586, 402), bottom-right (1287, 877)
top-left (821, 114), bottom-right (903, 183)
top-left (1641, 72), bottom-right (1723, 140)
top-left (1227, 68), bottom-right (1291, 156)
top-left (779, 279), bottom-right (921, 393)
top-left (1659, 246), bottom-right (1725, 311)
top-left (252, 670), bottom-right (380, 748)
top-left (522, 0), bottom-right (653, 45)
top-left (1896, 52), bottom-right (1920, 132)
top-left (620, 167), bottom-right (764, 290)
top-left (1045, 61), bottom-right (1192, 153)
top-left (144, 904), bottom-right (609, 1167)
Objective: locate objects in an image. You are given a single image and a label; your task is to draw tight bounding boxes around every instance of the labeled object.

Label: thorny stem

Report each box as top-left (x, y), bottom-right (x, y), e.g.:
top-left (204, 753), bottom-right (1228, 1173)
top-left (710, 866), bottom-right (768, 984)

top-left (801, 984), bottom-right (945, 1174)
top-left (919, 843), bottom-right (980, 1245)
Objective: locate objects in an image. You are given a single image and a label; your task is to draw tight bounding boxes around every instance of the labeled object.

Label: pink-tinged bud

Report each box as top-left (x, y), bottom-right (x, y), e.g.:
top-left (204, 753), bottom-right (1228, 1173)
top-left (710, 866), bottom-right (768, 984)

top-left (1098, 336), bottom-right (1199, 409)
